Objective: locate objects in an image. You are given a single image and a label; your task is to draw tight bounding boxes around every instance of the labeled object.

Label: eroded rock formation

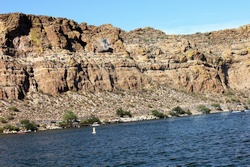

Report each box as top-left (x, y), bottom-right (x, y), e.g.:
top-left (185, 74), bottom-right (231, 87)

top-left (0, 13), bottom-right (249, 100)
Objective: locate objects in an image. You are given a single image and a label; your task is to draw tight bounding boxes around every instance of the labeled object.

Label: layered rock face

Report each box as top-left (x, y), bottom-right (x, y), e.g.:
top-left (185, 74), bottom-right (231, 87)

top-left (0, 13), bottom-right (249, 100)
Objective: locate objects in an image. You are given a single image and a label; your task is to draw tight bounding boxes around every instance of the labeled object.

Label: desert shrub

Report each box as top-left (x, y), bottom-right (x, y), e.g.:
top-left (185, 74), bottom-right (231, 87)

top-left (116, 108), bottom-right (132, 117)
top-left (38, 89), bottom-right (44, 94)
top-left (230, 96), bottom-right (240, 103)
top-left (8, 106), bottom-right (19, 112)
top-left (248, 98), bottom-right (250, 105)
top-left (211, 103), bottom-right (222, 110)
top-left (125, 111), bottom-right (132, 117)
top-left (185, 109), bottom-right (192, 116)
top-left (3, 124), bottom-right (20, 131)
top-left (148, 104), bottom-right (153, 108)
top-left (187, 50), bottom-right (198, 60)
top-left (172, 106), bottom-right (185, 115)
top-left (6, 115), bottom-right (14, 120)
top-left (80, 115), bottom-right (101, 125)
top-left (169, 111), bottom-right (179, 117)
top-left (20, 119), bottom-right (38, 131)
top-left (171, 106), bottom-right (192, 116)
top-left (197, 105), bottom-right (211, 114)
top-left (30, 28), bottom-right (41, 45)
top-left (0, 127), bottom-right (3, 133)
top-left (0, 117), bottom-right (8, 124)
top-left (59, 121), bottom-right (68, 128)
top-left (116, 108), bottom-right (124, 117)
top-left (223, 90), bottom-right (234, 96)
top-left (151, 110), bottom-right (165, 118)
top-left (63, 110), bottom-right (78, 125)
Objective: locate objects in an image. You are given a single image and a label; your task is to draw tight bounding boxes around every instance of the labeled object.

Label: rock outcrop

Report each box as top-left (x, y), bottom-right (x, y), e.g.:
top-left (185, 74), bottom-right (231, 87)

top-left (0, 13), bottom-right (249, 101)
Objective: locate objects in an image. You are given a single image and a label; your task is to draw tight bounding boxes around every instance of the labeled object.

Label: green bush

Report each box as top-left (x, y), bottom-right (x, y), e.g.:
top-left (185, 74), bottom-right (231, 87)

top-left (169, 111), bottom-right (179, 117)
top-left (0, 117), bottom-right (8, 124)
top-left (20, 119), bottom-right (38, 131)
top-left (172, 106), bottom-right (185, 115)
top-left (0, 127), bottom-right (3, 133)
top-left (3, 124), bottom-right (20, 131)
top-left (59, 110), bottom-right (78, 127)
top-left (152, 110), bottom-right (165, 118)
top-left (124, 111), bottom-right (132, 117)
top-left (8, 106), bottom-right (19, 112)
top-left (6, 115), bottom-right (14, 121)
top-left (80, 115), bottom-right (101, 125)
top-left (63, 110), bottom-right (78, 125)
top-left (170, 106), bottom-right (192, 116)
top-left (197, 105), bottom-right (211, 114)
top-left (211, 103), bottom-right (222, 110)
top-left (148, 104), bottom-right (153, 108)
top-left (116, 108), bottom-right (124, 117)
top-left (230, 96), bottom-right (240, 103)
top-left (59, 121), bottom-right (68, 128)
top-left (20, 119), bottom-right (29, 125)
top-left (223, 90), bottom-right (234, 96)
top-left (116, 108), bottom-right (132, 118)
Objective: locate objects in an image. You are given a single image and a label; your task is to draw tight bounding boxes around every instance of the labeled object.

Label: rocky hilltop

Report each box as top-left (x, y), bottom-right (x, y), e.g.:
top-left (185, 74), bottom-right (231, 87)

top-left (0, 13), bottom-right (249, 127)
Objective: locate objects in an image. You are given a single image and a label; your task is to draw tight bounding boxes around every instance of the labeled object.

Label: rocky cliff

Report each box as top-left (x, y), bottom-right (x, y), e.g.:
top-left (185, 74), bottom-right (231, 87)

top-left (0, 13), bottom-right (249, 125)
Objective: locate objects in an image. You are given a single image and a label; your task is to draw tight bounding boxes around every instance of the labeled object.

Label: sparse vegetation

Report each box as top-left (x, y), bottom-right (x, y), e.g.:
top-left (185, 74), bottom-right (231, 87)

top-left (148, 104), bottom-right (153, 108)
top-left (8, 106), bottom-right (19, 112)
top-left (3, 124), bottom-right (20, 132)
top-left (224, 90), bottom-right (234, 96)
top-left (230, 96), bottom-right (240, 103)
top-left (60, 110), bottom-right (78, 127)
top-left (20, 119), bottom-right (38, 131)
top-left (58, 121), bottom-right (68, 128)
top-left (248, 98), bottom-right (250, 105)
top-left (172, 106), bottom-right (185, 115)
top-left (187, 50), bottom-right (198, 60)
top-left (151, 110), bottom-right (165, 118)
top-left (185, 109), bottom-right (192, 116)
top-left (6, 115), bottom-right (14, 120)
top-left (80, 115), bottom-right (101, 125)
top-left (116, 108), bottom-right (132, 117)
top-left (0, 127), bottom-right (3, 133)
top-left (169, 111), bottom-right (179, 117)
top-left (38, 89), bottom-right (44, 94)
top-left (30, 28), bottom-right (41, 45)
top-left (211, 103), bottom-right (222, 110)
top-left (170, 106), bottom-right (192, 116)
top-left (196, 105), bottom-right (211, 114)
top-left (0, 117), bottom-right (8, 124)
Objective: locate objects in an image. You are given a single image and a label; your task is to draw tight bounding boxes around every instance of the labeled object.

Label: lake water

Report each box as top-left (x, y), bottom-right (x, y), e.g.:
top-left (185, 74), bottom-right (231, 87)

top-left (1, 111), bottom-right (250, 166)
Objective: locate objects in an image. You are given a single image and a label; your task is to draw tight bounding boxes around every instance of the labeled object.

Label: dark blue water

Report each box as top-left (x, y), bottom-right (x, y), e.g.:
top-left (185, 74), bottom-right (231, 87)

top-left (1, 112), bottom-right (250, 166)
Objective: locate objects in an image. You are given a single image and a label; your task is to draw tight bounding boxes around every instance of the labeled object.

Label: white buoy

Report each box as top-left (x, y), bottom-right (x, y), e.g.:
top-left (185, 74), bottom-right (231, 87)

top-left (92, 127), bottom-right (96, 134)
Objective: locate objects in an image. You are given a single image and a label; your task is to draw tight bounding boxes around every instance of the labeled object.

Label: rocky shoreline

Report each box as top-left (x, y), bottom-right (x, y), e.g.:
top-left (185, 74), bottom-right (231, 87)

top-left (0, 88), bottom-right (249, 135)
top-left (3, 109), bottom-right (247, 135)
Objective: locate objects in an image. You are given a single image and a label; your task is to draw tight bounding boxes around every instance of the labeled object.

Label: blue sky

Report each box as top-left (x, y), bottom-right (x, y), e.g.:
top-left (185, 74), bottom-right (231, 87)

top-left (1, 0), bottom-right (250, 34)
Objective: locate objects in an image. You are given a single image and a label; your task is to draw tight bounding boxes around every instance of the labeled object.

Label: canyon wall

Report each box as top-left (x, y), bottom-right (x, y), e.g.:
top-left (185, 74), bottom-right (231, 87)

top-left (0, 13), bottom-right (249, 100)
